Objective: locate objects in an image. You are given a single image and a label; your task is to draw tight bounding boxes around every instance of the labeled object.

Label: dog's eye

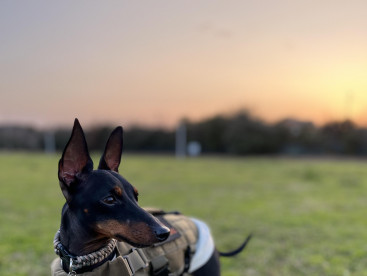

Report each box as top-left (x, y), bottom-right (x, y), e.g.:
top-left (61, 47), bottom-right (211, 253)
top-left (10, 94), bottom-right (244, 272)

top-left (103, 196), bottom-right (117, 205)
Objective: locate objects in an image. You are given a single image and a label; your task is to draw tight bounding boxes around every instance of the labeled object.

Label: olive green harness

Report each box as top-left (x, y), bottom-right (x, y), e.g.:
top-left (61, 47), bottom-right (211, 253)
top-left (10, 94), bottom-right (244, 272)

top-left (51, 209), bottom-right (199, 276)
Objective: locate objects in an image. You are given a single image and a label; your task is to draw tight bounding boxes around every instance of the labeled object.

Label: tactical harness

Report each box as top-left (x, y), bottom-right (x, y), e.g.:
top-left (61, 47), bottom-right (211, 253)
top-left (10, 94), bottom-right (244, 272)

top-left (51, 209), bottom-right (212, 276)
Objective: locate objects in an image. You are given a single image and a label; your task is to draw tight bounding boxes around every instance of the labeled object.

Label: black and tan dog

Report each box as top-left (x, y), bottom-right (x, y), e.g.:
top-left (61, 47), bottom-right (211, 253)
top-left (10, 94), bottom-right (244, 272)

top-left (51, 119), bottom-right (251, 275)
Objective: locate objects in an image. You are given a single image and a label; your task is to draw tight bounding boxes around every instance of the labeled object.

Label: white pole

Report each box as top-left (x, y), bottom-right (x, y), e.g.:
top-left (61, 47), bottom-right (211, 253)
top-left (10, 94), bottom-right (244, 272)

top-left (175, 122), bottom-right (186, 158)
top-left (44, 131), bottom-right (56, 154)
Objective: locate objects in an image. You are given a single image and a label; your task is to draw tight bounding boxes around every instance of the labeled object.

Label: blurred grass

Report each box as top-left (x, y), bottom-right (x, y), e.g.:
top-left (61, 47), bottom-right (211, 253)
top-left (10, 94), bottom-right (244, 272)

top-left (1, 153), bottom-right (367, 275)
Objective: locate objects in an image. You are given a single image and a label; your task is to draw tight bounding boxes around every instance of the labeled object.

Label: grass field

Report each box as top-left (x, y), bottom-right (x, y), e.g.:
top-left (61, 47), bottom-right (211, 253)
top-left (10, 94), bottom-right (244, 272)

top-left (1, 153), bottom-right (367, 275)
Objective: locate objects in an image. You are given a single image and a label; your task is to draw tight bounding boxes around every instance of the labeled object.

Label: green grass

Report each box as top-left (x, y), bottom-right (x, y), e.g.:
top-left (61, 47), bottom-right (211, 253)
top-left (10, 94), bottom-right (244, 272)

top-left (1, 153), bottom-right (367, 275)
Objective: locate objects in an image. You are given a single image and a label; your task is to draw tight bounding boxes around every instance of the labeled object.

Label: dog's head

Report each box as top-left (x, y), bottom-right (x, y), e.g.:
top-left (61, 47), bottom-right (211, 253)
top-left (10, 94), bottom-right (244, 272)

top-left (58, 119), bottom-right (170, 247)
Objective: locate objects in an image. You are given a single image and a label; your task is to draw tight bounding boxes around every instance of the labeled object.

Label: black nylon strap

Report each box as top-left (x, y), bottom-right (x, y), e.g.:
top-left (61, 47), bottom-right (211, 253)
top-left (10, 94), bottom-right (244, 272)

top-left (183, 246), bottom-right (191, 273)
top-left (56, 243), bottom-right (77, 273)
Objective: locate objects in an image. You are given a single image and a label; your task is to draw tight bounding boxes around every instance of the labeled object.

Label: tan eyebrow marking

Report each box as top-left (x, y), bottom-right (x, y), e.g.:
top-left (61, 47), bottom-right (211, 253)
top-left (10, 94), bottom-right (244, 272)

top-left (114, 186), bottom-right (122, 196)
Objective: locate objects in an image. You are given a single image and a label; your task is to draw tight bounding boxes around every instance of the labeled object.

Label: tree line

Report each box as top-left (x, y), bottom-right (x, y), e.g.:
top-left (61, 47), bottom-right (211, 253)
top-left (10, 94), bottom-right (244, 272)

top-left (1, 111), bottom-right (367, 155)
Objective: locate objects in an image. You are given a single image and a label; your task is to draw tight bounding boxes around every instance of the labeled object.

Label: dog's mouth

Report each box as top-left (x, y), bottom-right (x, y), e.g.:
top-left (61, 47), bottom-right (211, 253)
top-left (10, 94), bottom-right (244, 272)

top-left (115, 234), bottom-right (155, 248)
top-left (95, 219), bottom-right (170, 247)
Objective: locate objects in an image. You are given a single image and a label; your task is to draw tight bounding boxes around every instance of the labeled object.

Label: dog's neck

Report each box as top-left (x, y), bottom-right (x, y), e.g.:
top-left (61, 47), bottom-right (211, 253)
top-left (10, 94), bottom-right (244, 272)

top-left (59, 204), bottom-right (110, 256)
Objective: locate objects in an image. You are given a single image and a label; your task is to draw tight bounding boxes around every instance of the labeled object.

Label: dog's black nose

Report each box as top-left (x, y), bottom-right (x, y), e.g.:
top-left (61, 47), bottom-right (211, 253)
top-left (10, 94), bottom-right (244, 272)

top-left (155, 226), bottom-right (170, 242)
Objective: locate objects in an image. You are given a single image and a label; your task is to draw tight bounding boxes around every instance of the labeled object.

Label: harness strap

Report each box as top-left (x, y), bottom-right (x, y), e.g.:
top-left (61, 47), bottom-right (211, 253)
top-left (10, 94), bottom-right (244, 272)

top-left (117, 258), bottom-right (134, 276)
top-left (122, 248), bottom-right (149, 275)
top-left (150, 255), bottom-right (170, 275)
top-left (123, 248), bottom-right (174, 276)
top-left (149, 250), bottom-right (193, 276)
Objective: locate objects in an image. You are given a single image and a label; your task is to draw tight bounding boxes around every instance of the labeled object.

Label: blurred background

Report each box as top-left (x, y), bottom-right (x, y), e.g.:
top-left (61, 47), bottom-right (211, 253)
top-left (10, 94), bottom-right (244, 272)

top-left (1, 1), bottom-right (367, 155)
top-left (2, 1), bottom-right (367, 275)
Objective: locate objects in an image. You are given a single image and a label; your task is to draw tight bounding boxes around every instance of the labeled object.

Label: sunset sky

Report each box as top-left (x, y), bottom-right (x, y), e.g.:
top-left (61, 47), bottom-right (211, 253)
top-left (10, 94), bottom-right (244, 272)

top-left (1, 1), bottom-right (367, 129)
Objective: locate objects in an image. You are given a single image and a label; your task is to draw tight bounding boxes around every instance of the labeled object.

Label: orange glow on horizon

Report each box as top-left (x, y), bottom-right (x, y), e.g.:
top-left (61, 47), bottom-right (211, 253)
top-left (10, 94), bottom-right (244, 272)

top-left (2, 2), bottom-right (367, 129)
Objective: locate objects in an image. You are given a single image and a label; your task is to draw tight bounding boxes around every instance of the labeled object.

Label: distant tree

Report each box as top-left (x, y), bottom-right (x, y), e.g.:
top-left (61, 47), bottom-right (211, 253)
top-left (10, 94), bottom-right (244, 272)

top-left (222, 111), bottom-right (280, 154)
top-left (187, 115), bottom-right (227, 153)
top-left (0, 126), bottom-right (43, 150)
top-left (54, 128), bottom-right (72, 151)
top-left (320, 120), bottom-right (363, 154)
top-left (275, 119), bottom-right (320, 154)
top-left (86, 126), bottom-right (115, 151)
top-left (124, 126), bottom-right (174, 152)
top-left (2, 111), bottom-right (367, 156)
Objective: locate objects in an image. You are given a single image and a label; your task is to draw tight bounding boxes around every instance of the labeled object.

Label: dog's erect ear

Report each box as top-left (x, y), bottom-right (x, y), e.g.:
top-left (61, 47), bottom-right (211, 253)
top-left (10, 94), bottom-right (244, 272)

top-left (98, 127), bottom-right (123, 172)
top-left (58, 119), bottom-right (93, 201)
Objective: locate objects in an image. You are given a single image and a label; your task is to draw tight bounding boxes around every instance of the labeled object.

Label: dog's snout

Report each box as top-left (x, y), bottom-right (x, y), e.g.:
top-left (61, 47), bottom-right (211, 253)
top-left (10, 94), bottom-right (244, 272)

top-left (155, 226), bottom-right (170, 242)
